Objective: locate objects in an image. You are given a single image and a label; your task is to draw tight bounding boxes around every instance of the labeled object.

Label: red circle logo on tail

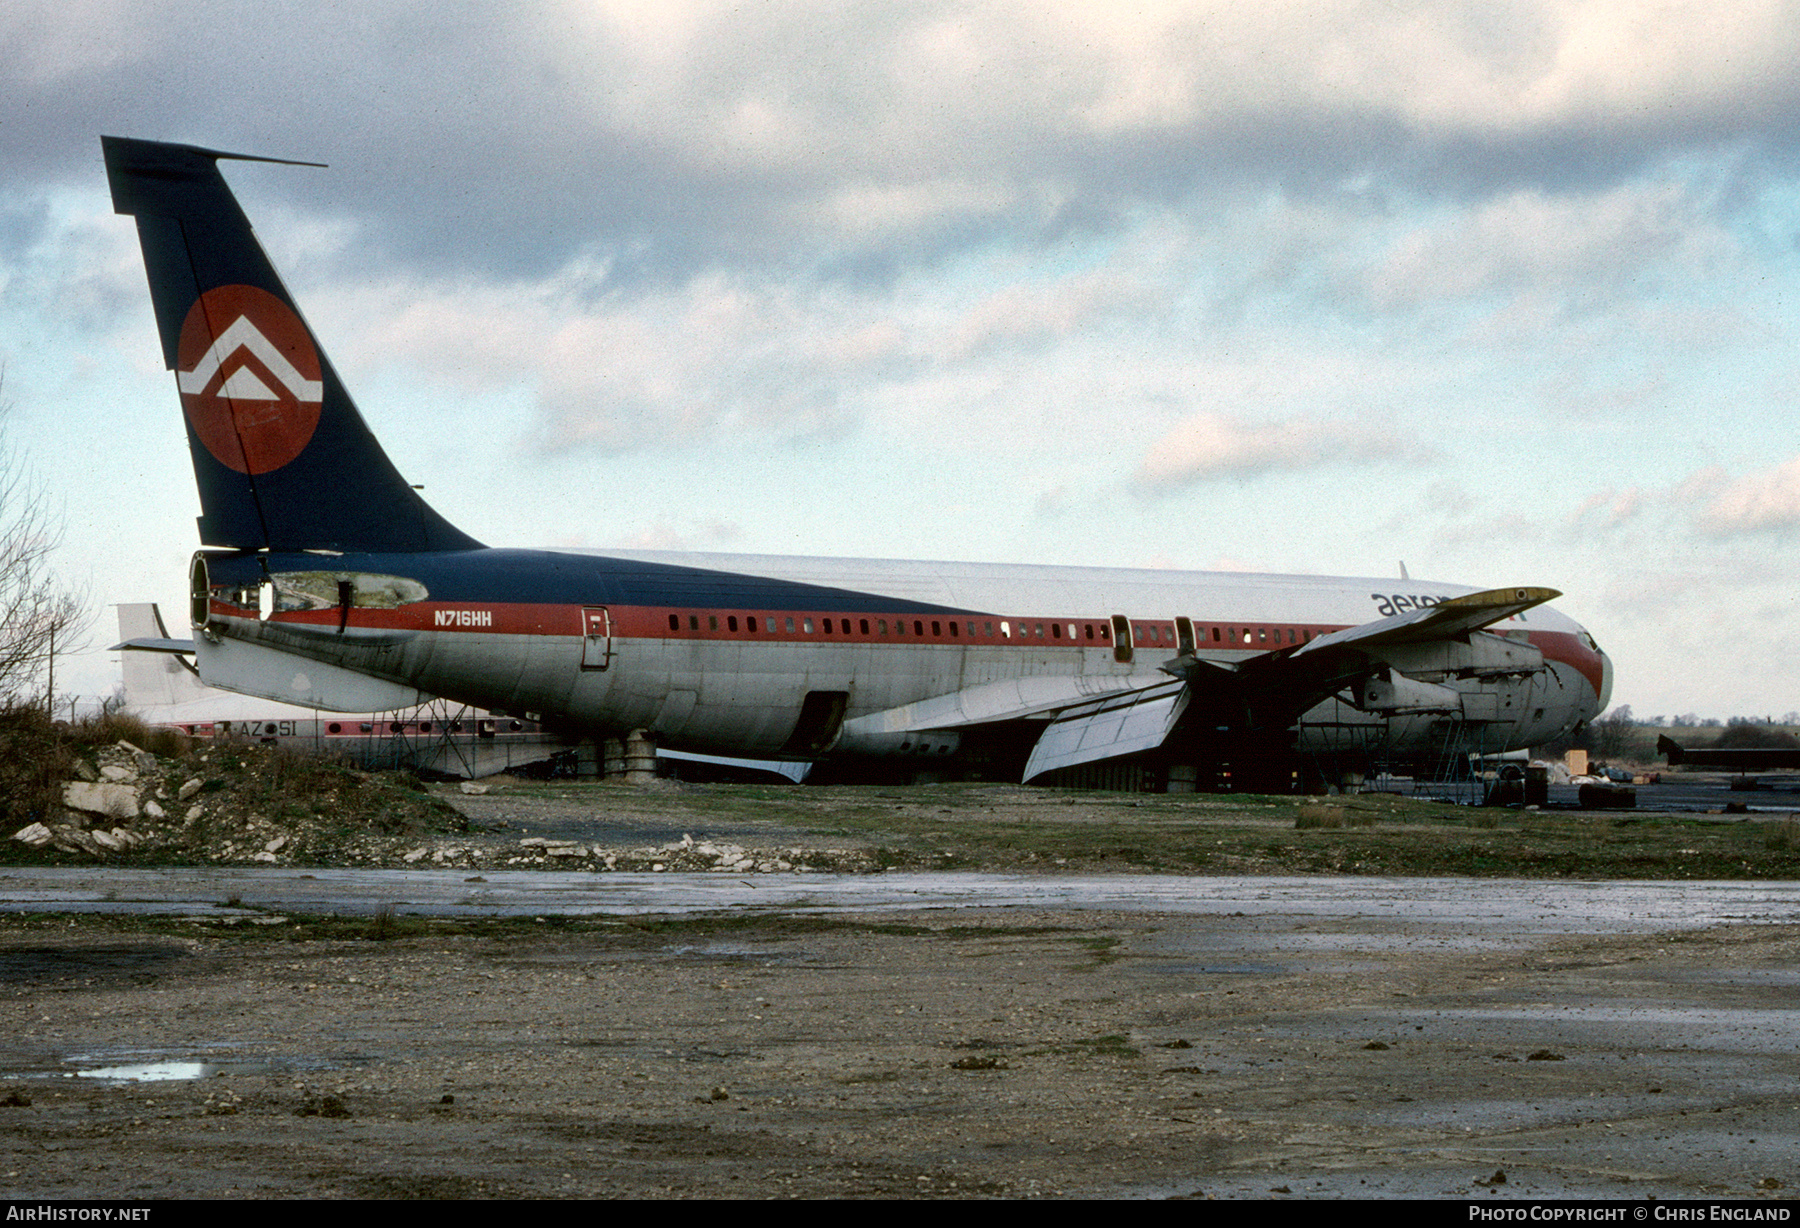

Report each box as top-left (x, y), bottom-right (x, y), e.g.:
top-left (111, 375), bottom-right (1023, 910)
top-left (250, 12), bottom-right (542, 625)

top-left (176, 285), bottom-right (324, 475)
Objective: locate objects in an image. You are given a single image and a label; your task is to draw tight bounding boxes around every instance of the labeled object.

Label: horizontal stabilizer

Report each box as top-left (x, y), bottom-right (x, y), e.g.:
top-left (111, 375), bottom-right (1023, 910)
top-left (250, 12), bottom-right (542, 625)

top-left (112, 637), bottom-right (196, 655)
top-left (195, 634), bottom-right (433, 713)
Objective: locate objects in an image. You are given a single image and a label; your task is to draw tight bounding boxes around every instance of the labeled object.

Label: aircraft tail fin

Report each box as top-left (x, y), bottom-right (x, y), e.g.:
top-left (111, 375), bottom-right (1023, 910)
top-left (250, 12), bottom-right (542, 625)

top-left (102, 136), bottom-right (481, 554)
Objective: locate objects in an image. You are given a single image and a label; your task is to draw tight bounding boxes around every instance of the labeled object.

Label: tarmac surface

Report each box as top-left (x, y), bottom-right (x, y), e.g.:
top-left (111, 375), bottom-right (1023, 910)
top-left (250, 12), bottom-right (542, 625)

top-left (3, 865), bottom-right (1799, 928)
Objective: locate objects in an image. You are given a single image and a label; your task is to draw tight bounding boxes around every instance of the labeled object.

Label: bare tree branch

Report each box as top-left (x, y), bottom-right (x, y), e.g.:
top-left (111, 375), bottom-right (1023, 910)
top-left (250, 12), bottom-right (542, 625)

top-left (0, 373), bottom-right (89, 705)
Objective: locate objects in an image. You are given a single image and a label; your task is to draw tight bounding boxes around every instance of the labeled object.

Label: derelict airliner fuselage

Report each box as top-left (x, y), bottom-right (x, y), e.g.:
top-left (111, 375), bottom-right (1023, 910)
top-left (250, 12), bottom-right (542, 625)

top-left (103, 136), bottom-right (1611, 788)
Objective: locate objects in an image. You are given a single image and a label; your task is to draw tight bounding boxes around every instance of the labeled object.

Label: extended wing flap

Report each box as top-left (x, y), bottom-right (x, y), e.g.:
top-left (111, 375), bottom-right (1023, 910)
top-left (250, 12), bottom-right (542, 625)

top-left (1022, 680), bottom-right (1189, 783)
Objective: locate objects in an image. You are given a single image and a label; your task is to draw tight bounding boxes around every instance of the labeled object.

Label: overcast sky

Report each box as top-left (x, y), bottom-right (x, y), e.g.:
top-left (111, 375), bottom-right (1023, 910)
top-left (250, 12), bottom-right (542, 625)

top-left (5, 0), bottom-right (1800, 721)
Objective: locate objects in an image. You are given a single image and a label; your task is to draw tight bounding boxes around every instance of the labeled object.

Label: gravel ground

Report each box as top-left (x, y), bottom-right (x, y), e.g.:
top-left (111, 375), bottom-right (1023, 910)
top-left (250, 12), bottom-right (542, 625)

top-left (3, 898), bottom-right (1797, 1198)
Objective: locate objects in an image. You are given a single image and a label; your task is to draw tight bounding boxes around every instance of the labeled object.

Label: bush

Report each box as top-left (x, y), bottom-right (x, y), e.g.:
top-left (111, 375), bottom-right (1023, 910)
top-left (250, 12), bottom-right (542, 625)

top-left (1710, 724), bottom-right (1800, 751)
top-left (0, 702), bottom-right (73, 828)
top-left (68, 710), bottom-right (190, 760)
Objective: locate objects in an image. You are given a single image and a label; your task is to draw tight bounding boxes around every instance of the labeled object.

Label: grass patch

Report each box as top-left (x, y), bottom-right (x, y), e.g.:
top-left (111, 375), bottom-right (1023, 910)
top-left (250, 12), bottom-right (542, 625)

top-left (1029, 1033), bottom-right (1142, 1059)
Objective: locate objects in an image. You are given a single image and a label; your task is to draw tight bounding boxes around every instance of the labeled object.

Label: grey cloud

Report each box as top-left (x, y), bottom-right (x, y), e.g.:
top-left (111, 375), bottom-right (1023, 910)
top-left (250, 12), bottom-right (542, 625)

top-left (10, 1), bottom-right (1800, 289)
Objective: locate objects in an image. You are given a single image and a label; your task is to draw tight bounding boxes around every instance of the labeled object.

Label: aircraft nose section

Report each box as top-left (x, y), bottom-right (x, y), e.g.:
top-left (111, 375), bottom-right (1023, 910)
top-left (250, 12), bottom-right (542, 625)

top-left (1586, 633), bottom-right (1614, 718)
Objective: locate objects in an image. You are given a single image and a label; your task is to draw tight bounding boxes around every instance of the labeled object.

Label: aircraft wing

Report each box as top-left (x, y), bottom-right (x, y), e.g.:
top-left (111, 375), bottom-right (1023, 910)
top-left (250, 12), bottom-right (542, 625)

top-left (1289, 587), bottom-right (1558, 658)
top-left (1213, 585), bottom-right (1560, 716)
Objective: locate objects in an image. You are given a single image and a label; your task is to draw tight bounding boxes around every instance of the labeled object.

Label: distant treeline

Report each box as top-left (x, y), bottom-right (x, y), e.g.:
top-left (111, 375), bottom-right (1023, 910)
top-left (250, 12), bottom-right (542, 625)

top-left (1541, 706), bottom-right (1800, 763)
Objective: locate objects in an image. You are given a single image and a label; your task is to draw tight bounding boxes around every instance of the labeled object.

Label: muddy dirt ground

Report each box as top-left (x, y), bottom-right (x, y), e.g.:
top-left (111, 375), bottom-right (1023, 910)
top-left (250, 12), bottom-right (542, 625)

top-left (4, 913), bottom-right (1799, 1197)
top-left (4, 783), bottom-right (1799, 1199)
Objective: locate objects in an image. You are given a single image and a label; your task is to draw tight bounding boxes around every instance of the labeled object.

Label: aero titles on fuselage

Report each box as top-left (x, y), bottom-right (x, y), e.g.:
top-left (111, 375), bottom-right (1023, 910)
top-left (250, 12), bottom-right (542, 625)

top-left (1371, 592), bottom-right (1490, 618)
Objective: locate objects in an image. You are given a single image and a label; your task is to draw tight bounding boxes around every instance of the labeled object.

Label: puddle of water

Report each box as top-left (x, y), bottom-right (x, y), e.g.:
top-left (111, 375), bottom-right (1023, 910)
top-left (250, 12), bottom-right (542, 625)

top-left (10, 1048), bottom-right (333, 1083)
top-left (71, 1060), bottom-right (217, 1082)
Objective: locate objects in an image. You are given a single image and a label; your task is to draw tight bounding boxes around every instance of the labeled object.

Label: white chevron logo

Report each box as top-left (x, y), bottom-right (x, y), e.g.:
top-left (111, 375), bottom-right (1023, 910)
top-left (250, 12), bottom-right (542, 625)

top-left (177, 315), bottom-right (323, 402)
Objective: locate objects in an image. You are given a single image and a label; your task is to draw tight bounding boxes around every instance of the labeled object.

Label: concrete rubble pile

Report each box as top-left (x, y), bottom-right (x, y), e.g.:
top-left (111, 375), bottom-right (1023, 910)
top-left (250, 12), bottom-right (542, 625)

top-left (486, 833), bottom-right (877, 873)
top-left (12, 740), bottom-right (201, 859)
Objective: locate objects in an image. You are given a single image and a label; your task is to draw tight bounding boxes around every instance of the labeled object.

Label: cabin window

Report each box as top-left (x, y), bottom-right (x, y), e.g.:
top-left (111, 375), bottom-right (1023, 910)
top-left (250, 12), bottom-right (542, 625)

top-left (327, 723), bottom-right (341, 734)
top-left (949, 621), bottom-right (958, 637)
top-left (688, 615), bottom-right (699, 631)
top-left (861, 619), bottom-right (870, 634)
top-left (668, 614), bottom-right (679, 631)
top-left (915, 620), bottom-right (924, 636)
top-left (1052, 623), bottom-right (1061, 639)
top-left (727, 615), bottom-right (738, 631)
top-left (931, 621), bottom-right (941, 636)
top-left (767, 617), bottom-right (777, 632)
top-left (706, 615), bottom-right (716, 631)
top-left (803, 618), bottom-right (813, 633)
top-left (1212, 627), bottom-right (1221, 641)
top-left (1242, 629), bottom-right (1252, 643)
top-left (1258, 628), bottom-right (1266, 643)
top-left (879, 619), bottom-right (888, 634)
top-left (822, 618), bottom-right (833, 633)
top-left (785, 617), bottom-right (795, 632)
